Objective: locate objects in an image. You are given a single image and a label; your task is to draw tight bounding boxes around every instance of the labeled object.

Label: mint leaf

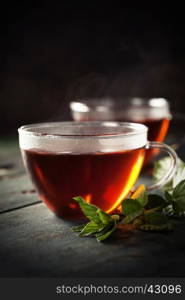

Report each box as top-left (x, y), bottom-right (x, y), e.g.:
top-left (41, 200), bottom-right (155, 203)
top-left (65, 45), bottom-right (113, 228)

top-left (122, 199), bottom-right (144, 215)
top-left (173, 179), bottom-right (185, 200)
top-left (144, 211), bottom-right (169, 225)
top-left (163, 205), bottom-right (174, 216)
top-left (121, 199), bottom-right (144, 224)
top-left (73, 196), bottom-right (101, 224)
top-left (172, 202), bottom-right (185, 215)
top-left (72, 224), bottom-right (86, 232)
top-left (73, 196), bottom-right (116, 241)
top-left (164, 191), bottom-right (173, 204)
top-left (145, 194), bottom-right (167, 210)
top-left (136, 191), bottom-right (148, 207)
top-left (79, 221), bottom-right (105, 237)
top-left (96, 222), bottom-right (117, 242)
top-left (97, 208), bottom-right (113, 225)
top-left (95, 223), bottom-right (114, 238)
top-left (172, 180), bottom-right (185, 213)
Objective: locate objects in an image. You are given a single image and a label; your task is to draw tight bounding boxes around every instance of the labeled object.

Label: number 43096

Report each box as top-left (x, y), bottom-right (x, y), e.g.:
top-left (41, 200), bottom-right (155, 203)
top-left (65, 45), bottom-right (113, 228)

top-left (147, 285), bottom-right (181, 294)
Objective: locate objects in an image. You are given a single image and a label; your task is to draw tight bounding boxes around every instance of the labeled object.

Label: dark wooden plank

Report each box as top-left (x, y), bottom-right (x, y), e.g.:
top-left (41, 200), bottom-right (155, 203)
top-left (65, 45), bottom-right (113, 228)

top-left (0, 202), bottom-right (185, 277)
top-left (0, 137), bottom-right (24, 175)
top-left (0, 174), bottom-right (40, 213)
top-left (0, 137), bottom-right (41, 212)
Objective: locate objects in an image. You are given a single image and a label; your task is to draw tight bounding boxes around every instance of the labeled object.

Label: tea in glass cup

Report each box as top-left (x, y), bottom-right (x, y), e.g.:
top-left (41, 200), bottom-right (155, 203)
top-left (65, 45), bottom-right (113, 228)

top-left (18, 122), bottom-right (177, 219)
top-left (70, 98), bottom-right (171, 163)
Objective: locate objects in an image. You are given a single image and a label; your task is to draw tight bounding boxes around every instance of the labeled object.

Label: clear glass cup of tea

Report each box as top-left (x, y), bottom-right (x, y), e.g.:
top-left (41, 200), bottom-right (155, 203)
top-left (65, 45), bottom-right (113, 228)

top-left (18, 121), bottom-right (177, 219)
top-left (70, 98), bottom-right (171, 164)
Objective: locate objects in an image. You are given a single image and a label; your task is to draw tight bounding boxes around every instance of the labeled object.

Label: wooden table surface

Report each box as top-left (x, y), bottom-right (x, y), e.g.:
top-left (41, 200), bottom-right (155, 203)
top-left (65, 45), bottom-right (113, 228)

top-left (0, 137), bottom-right (185, 278)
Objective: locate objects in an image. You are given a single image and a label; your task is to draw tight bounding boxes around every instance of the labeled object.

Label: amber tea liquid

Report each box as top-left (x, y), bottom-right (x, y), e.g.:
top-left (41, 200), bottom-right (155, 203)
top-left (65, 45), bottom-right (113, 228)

top-left (22, 147), bottom-right (145, 219)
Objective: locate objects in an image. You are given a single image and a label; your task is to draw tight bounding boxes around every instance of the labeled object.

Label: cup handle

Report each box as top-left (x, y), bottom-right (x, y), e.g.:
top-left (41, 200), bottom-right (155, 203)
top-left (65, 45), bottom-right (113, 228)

top-left (145, 141), bottom-right (178, 191)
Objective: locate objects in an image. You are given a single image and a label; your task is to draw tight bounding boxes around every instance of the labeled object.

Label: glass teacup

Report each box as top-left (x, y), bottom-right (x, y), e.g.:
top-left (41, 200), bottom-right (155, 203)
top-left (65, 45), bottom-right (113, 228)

top-left (70, 98), bottom-right (171, 164)
top-left (18, 121), bottom-right (177, 219)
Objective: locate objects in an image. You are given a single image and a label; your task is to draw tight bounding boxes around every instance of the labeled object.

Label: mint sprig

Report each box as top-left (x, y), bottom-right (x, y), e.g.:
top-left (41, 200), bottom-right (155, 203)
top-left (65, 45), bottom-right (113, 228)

top-left (72, 156), bottom-right (185, 242)
top-left (72, 197), bottom-right (118, 242)
top-left (72, 193), bottom-right (172, 242)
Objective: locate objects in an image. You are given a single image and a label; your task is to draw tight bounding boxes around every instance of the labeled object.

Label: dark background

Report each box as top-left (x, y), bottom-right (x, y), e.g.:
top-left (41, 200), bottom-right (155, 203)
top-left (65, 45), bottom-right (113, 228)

top-left (1, 2), bottom-right (185, 134)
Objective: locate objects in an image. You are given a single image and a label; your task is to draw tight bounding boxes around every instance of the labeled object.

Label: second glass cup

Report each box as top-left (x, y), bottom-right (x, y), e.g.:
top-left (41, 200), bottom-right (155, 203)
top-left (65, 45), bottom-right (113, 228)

top-left (70, 97), bottom-right (171, 164)
top-left (18, 121), bottom-right (177, 219)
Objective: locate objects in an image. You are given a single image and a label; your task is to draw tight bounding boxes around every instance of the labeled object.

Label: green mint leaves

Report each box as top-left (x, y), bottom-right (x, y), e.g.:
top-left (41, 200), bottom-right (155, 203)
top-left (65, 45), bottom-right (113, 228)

top-left (72, 192), bottom-right (172, 242)
top-left (72, 156), bottom-right (185, 242)
top-left (153, 157), bottom-right (185, 216)
top-left (121, 198), bottom-right (144, 225)
top-left (72, 197), bottom-right (118, 242)
top-left (73, 196), bottom-right (102, 224)
top-left (120, 192), bottom-right (172, 231)
top-left (171, 180), bottom-right (185, 215)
